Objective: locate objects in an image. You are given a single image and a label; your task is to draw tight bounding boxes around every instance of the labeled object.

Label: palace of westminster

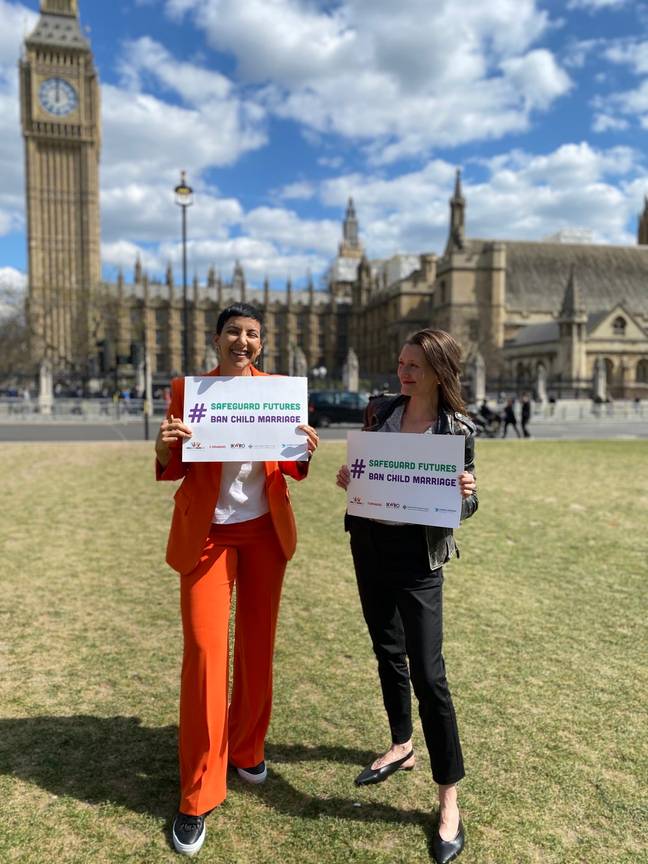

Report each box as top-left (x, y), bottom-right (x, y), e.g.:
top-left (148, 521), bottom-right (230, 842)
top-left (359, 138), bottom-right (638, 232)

top-left (19, 0), bottom-right (648, 398)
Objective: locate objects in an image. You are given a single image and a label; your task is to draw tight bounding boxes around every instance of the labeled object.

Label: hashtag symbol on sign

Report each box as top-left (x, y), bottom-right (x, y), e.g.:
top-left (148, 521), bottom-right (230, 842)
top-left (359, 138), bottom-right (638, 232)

top-left (188, 403), bottom-right (207, 423)
top-left (350, 458), bottom-right (366, 480)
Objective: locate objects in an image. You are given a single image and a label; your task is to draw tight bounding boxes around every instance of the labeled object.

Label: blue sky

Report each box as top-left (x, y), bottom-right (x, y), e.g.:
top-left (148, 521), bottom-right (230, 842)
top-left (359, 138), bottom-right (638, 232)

top-left (1, 0), bottom-right (647, 305)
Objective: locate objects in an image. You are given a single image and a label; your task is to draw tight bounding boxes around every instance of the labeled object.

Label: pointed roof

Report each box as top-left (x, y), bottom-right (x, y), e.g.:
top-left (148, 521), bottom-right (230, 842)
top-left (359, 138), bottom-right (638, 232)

top-left (28, 0), bottom-right (90, 50)
top-left (639, 194), bottom-right (648, 245)
top-left (452, 168), bottom-right (464, 204)
top-left (560, 266), bottom-right (586, 319)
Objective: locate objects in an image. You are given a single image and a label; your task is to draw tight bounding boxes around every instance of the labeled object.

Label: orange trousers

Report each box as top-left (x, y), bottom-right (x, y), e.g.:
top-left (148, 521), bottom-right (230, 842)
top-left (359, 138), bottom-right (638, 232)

top-left (178, 513), bottom-right (287, 815)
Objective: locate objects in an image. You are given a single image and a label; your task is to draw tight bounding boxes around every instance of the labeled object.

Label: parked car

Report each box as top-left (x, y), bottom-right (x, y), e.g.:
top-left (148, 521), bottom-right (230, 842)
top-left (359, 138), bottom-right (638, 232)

top-left (308, 390), bottom-right (369, 427)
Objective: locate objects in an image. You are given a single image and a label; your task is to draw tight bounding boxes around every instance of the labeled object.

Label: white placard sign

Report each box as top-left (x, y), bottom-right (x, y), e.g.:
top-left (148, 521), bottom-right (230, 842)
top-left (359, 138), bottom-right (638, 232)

top-left (346, 431), bottom-right (465, 528)
top-left (182, 376), bottom-right (308, 462)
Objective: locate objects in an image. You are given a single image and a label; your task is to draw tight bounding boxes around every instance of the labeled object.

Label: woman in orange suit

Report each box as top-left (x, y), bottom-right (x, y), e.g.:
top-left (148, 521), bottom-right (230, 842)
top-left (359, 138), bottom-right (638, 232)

top-left (155, 302), bottom-right (319, 857)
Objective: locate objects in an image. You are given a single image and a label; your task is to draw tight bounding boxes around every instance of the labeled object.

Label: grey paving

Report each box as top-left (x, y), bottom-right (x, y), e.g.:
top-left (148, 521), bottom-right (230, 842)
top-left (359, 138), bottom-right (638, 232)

top-left (0, 419), bottom-right (646, 443)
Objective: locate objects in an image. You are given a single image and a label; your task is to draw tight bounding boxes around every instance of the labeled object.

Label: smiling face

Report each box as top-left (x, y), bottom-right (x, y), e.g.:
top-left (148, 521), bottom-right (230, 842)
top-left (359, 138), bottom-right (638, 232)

top-left (397, 343), bottom-right (440, 400)
top-left (214, 316), bottom-right (263, 375)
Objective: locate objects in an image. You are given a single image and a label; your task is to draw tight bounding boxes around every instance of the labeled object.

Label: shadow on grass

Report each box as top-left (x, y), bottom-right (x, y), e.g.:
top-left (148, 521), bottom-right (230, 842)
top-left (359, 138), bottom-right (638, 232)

top-left (0, 717), bottom-right (435, 842)
top-left (0, 715), bottom-right (178, 819)
top-left (248, 741), bottom-right (435, 840)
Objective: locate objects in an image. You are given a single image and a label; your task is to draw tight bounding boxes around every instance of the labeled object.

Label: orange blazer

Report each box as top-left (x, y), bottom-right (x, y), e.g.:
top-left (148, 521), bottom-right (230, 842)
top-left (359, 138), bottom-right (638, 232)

top-left (156, 366), bottom-right (309, 575)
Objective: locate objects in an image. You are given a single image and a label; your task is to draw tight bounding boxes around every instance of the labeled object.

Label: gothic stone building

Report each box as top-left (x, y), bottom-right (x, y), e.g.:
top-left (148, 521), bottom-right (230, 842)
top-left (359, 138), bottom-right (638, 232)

top-left (21, 2), bottom-right (648, 398)
top-left (344, 174), bottom-right (648, 399)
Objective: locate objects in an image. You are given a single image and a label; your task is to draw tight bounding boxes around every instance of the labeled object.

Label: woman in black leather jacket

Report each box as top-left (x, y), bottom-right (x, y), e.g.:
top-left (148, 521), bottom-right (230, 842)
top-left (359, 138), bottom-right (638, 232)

top-left (336, 328), bottom-right (477, 864)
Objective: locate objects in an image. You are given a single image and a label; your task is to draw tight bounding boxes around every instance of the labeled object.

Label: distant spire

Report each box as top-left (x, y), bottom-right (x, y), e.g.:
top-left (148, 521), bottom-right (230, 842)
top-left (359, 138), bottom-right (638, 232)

top-left (286, 276), bottom-right (293, 306)
top-left (453, 168), bottom-right (464, 203)
top-left (639, 194), bottom-right (648, 245)
top-left (217, 271), bottom-right (223, 307)
top-left (232, 260), bottom-right (245, 301)
top-left (342, 197), bottom-right (360, 250)
top-left (307, 271), bottom-right (315, 305)
top-left (448, 168), bottom-right (466, 251)
top-left (192, 272), bottom-right (199, 303)
top-left (117, 268), bottom-right (124, 296)
top-left (166, 262), bottom-right (174, 299)
top-left (134, 255), bottom-right (142, 284)
top-left (207, 265), bottom-right (216, 290)
top-left (263, 276), bottom-right (270, 307)
top-left (560, 265), bottom-right (586, 319)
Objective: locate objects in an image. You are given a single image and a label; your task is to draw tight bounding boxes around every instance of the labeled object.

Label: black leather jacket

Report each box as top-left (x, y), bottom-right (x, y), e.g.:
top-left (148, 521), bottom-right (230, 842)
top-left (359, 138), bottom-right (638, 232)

top-left (345, 394), bottom-right (478, 570)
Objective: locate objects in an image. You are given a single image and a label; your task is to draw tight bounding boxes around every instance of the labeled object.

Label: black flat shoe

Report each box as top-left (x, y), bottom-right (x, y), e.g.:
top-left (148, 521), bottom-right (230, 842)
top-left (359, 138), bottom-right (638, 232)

top-left (354, 750), bottom-right (414, 786)
top-left (430, 819), bottom-right (464, 864)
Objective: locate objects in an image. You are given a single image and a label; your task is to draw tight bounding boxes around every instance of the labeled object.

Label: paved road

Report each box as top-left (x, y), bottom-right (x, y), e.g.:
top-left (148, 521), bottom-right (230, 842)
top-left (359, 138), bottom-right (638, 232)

top-left (0, 418), bottom-right (646, 442)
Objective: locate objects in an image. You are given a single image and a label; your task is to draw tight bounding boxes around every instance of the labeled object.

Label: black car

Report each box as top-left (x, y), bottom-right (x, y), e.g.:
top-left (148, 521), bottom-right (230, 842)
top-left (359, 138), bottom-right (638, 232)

top-left (308, 390), bottom-right (369, 427)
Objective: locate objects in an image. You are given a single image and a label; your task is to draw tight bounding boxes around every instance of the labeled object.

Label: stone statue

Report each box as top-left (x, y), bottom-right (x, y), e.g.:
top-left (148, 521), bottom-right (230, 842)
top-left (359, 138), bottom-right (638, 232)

top-left (468, 351), bottom-right (485, 403)
top-left (593, 356), bottom-right (607, 402)
top-left (536, 363), bottom-right (547, 404)
top-left (39, 358), bottom-right (54, 415)
top-left (205, 345), bottom-right (218, 371)
top-left (288, 345), bottom-right (308, 377)
top-left (342, 347), bottom-right (360, 392)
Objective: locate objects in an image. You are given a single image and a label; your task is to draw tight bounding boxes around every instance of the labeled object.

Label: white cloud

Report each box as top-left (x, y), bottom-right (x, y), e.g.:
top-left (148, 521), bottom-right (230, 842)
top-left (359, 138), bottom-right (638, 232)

top-left (104, 41), bottom-right (267, 188)
top-left (242, 207), bottom-right (339, 254)
top-left (592, 112), bottom-right (629, 132)
top-left (101, 241), bottom-right (161, 274)
top-left (276, 181), bottom-right (316, 201)
top-left (567, 0), bottom-right (627, 9)
top-left (0, 0), bottom-right (36, 66)
top-left (120, 36), bottom-right (235, 106)
top-left (608, 80), bottom-right (648, 114)
top-left (0, 2), bottom-right (38, 237)
top-left (308, 142), bottom-right (645, 258)
top-left (101, 182), bottom-right (243, 245)
top-left (157, 235), bottom-right (329, 284)
top-left (0, 266), bottom-right (26, 320)
top-left (604, 40), bottom-right (648, 74)
top-left (164, 0), bottom-right (570, 162)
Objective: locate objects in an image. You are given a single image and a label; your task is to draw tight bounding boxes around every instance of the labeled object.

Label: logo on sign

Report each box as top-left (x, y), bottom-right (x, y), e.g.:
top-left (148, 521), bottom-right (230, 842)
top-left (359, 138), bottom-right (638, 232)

top-left (188, 441), bottom-right (204, 449)
top-left (350, 496), bottom-right (363, 505)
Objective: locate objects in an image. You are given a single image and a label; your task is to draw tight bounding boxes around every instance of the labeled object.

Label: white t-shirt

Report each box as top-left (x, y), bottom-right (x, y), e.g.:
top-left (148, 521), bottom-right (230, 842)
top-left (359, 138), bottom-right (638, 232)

top-left (212, 461), bottom-right (269, 524)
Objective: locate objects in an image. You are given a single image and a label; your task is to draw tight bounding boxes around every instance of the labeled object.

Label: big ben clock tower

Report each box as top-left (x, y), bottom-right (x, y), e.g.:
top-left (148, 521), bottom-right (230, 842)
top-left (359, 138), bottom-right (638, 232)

top-left (20, 0), bottom-right (101, 375)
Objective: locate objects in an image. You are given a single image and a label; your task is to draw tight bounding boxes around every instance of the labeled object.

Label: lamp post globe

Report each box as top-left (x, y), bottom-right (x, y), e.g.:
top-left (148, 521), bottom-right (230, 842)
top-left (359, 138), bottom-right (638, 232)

top-left (174, 170), bottom-right (194, 376)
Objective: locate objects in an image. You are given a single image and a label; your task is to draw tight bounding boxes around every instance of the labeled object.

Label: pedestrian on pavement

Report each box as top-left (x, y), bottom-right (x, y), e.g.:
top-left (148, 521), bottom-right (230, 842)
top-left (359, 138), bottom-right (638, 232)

top-left (521, 393), bottom-right (532, 438)
top-left (501, 398), bottom-right (521, 438)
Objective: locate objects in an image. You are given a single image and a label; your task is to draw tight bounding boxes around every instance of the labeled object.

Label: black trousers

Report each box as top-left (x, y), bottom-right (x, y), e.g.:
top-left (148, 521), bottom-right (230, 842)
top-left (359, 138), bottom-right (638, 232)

top-left (349, 517), bottom-right (465, 786)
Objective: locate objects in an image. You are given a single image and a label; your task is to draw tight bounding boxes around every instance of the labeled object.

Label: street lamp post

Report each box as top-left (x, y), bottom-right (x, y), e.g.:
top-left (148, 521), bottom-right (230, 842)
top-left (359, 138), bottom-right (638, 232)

top-left (174, 171), bottom-right (194, 375)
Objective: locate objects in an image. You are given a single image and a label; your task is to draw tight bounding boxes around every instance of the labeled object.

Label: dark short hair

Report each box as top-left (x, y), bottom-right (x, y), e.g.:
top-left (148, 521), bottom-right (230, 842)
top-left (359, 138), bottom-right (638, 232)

top-left (216, 303), bottom-right (264, 336)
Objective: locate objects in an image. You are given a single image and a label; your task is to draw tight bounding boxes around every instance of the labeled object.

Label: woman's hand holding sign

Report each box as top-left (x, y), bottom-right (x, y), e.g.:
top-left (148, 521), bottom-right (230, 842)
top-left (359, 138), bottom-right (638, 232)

top-left (458, 471), bottom-right (475, 499)
top-left (156, 414), bottom-right (193, 468)
top-left (336, 464), bottom-right (350, 490)
top-left (298, 424), bottom-right (319, 458)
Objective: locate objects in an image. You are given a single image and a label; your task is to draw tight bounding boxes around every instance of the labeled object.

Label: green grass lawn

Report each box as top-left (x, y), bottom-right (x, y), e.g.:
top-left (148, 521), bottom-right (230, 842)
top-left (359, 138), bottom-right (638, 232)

top-left (1, 440), bottom-right (646, 863)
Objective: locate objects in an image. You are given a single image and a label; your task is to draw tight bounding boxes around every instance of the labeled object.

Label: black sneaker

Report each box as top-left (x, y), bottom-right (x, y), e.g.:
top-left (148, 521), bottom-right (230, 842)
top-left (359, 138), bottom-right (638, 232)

top-left (236, 761), bottom-right (268, 784)
top-left (172, 812), bottom-right (206, 856)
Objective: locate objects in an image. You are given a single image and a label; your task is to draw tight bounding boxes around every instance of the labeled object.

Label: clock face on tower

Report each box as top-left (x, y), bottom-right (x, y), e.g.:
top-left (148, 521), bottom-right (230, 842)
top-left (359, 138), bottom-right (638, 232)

top-left (38, 77), bottom-right (78, 116)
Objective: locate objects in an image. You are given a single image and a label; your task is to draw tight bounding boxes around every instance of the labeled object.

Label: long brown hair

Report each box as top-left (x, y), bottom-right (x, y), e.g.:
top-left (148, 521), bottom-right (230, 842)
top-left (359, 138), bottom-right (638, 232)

top-left (404, 329), bottom-right (465, 413)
